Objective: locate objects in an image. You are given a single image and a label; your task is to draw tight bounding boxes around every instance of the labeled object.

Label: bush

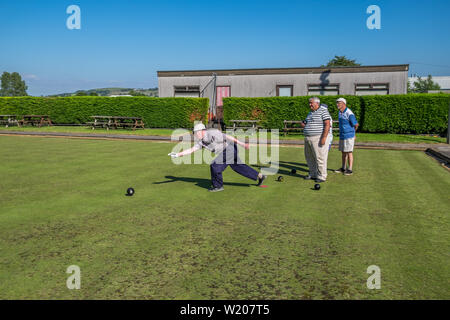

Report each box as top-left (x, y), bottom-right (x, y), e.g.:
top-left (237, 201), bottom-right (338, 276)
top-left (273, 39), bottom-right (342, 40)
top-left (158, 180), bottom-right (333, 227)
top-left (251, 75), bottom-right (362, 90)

top-left (223, 96), bottom-right (362, 130)
top-left (362, 94), bottom-right (449, 134)
top-left (223, 94), bottom-right (450, 134)
top-left (0, 97), bottom-right (209, 128)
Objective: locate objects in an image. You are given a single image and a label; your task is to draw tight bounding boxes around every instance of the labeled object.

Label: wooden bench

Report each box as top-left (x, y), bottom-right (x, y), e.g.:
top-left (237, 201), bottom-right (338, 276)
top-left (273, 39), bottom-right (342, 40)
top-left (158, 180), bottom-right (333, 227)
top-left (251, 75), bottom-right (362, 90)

top-left (88, 116), bottom-right (113, 130)
top-left (111, 116), bottom-right (145, 131)
top-left (88, 116), bottom-right (145, 131)
top-left (0, 115), bottom-right (19, 128)
top-left (283, 120), bottom-right (305, 136)
top-left (228, 120), bottom-right (260, 132)
top-left (283, 120), bottom-right (339, 136)
top-left (18, 115), bottom-right (52, 127)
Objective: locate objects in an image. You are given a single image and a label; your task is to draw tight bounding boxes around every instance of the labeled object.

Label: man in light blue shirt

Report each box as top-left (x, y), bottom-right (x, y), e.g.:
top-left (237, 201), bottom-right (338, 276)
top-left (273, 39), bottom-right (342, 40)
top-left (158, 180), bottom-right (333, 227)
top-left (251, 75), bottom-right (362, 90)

top-left (335, 98), bottom-right (359, 175)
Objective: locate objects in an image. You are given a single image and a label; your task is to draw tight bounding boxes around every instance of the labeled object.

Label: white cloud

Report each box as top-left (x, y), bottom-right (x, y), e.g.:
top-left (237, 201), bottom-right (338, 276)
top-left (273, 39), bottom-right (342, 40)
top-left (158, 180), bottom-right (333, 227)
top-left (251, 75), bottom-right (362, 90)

top-left (23, 74), bottom-right (39, 80)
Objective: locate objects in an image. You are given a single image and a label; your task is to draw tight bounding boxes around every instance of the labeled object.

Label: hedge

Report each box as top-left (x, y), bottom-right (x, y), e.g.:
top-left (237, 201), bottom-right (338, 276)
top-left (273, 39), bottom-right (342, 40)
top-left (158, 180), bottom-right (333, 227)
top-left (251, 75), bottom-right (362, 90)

top-left (0, 97), bottom-right (209, 128)
top-left (362, 94), bottom-right (449, 134)
top-left (223, 94), bottom-right (450, 134)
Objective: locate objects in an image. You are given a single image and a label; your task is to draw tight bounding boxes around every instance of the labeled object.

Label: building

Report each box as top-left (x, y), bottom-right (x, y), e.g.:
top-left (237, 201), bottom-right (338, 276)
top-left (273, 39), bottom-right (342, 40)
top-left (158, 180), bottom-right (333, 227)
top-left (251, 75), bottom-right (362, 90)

top-left (158, 64), bottom-right (409, 120)
top-left (409, 76), bottom-right (450, 94)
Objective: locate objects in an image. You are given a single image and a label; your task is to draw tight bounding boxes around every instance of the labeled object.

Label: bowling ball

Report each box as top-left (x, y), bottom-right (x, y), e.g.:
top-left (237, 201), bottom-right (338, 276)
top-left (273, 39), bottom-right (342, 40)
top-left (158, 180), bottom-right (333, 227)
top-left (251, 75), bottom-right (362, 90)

top-left (126, 187), bottom-right (135, 196)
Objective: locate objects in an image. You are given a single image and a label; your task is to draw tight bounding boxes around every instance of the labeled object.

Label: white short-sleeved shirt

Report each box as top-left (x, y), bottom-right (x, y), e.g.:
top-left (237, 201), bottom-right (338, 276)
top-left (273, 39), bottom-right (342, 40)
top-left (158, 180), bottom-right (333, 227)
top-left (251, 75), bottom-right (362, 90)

top-left (194, 129), bottom-right (229, 154)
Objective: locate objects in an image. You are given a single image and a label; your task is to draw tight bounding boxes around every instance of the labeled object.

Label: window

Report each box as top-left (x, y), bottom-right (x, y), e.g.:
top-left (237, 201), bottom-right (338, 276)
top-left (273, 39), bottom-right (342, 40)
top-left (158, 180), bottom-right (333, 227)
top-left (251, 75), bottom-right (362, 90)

top-left (355, 83), bottom-right (389, 95)
top-left (276, 85), bottom-right (293, 97)
top-left (308, 84), bottom-right (339, 96)
top-left (174, 86), bottom-right (200, 97)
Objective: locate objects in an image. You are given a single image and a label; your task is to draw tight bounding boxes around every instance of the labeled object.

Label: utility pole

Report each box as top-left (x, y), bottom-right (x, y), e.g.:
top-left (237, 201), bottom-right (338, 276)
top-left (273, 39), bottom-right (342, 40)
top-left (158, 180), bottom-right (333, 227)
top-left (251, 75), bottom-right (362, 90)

top-left (447, 100), bottom-right (450, 144)
top-left (201, 73), bottom-right (217, 129)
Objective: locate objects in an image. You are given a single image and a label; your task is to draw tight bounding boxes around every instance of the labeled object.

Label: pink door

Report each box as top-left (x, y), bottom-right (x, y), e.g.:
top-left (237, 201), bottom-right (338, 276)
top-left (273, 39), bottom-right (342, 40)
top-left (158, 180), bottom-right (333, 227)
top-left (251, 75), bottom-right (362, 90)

top-left (216, 86), bottom-right (230, 107)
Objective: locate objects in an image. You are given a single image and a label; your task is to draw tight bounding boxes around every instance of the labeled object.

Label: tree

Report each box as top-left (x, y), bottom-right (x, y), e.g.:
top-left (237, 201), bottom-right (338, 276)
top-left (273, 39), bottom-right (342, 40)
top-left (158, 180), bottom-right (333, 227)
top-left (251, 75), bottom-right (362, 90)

top-left (1, 72), bottom-right (12, 96)
top-left (322, 56), bottom-right (361, 67)
top-left (407, 80), bottom-right (413, 93)
top-left (128, 89), bottom-right (145, 96)
top-left (75, 90), bottom-right (88, 96)
top-left (89, 91), bottom-right (99, 96)
top-left (410, 75), bottom-right (441, 93)
top-left (0, 71), bottom-right (28, 96)
top-left (10, 72), bottom-right (28, 96)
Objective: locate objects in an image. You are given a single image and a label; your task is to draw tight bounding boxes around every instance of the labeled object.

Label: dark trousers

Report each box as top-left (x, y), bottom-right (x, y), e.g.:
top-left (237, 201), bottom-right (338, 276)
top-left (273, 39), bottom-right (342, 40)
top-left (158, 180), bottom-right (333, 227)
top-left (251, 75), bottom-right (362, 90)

top-left (210, 144), bottom-right (259, 188)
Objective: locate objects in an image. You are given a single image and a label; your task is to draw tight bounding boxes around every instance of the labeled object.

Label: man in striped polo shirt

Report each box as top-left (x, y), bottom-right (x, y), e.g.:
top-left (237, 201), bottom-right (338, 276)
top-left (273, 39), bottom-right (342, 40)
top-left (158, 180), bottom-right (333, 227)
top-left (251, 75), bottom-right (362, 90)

top-left (300, 97), bottom-right (332, 183)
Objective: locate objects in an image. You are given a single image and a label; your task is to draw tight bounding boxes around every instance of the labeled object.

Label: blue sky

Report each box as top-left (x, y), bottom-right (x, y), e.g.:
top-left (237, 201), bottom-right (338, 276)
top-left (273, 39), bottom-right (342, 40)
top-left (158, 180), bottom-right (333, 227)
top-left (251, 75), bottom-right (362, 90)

top-left (1, 0), bottom-right (450, 96)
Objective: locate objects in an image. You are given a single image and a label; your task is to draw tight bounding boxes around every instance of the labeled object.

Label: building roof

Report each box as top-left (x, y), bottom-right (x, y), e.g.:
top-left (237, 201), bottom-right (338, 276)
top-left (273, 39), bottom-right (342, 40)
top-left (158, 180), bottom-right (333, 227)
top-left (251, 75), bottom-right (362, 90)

top-left (158, 64), bottom-right (409, 77)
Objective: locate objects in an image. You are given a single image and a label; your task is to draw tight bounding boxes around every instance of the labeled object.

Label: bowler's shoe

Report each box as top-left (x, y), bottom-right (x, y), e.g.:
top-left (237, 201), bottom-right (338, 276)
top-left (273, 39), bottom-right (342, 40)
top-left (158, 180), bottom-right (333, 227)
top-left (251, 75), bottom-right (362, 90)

top-left (208, 187), bottom-right (224, 192)
top-left (257, 175), bottom-right (267, 186)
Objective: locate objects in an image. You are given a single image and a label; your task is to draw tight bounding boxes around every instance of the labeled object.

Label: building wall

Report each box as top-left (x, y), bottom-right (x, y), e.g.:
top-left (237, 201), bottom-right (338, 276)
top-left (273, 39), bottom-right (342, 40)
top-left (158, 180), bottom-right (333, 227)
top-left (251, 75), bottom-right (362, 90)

top-left (159, 71), bottom-right (408, 99)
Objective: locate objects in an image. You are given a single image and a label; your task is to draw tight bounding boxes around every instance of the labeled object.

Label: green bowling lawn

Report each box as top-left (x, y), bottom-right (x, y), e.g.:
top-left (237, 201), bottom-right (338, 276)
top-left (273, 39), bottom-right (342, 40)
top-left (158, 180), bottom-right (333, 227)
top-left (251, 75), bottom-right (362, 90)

top-left (0, 135), bottom-right (449, 299)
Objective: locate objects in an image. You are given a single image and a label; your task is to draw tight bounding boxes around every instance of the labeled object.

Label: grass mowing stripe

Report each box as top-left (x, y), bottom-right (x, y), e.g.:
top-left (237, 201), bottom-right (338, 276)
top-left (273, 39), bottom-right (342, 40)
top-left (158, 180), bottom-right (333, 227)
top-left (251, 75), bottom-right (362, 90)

top-left (362, 150), bottom-right (449, 298)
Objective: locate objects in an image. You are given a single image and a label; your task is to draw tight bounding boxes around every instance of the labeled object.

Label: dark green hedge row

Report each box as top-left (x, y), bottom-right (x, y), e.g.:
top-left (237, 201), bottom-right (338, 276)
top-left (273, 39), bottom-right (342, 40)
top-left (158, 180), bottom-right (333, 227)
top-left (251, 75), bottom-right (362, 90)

top-left (362, 95), bottom-right (449, 134)
top-left (0, 97), bottom-right (209, 128)
top-left (222, 96), bottom-right (362, 130)
top-left (223, 94), bottom-right (450, 134)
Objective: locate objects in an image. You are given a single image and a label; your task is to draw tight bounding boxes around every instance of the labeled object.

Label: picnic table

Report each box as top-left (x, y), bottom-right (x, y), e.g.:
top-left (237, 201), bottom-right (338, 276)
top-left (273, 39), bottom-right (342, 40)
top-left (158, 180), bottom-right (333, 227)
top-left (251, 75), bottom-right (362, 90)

top-left (88, 116), bottom-right (145, 131)
top-left (283, 120), bottom-right (339, 136)
top-left (111, 116), bottom-right (145, 130)
top-left (18, 115), bottom-right (52, 127)
top-left (88, 116), bottom-right (113, 130)
top-left (228, 120), bottom-right (260, 132)
top-left (0, 115), bottom-right (19, 128)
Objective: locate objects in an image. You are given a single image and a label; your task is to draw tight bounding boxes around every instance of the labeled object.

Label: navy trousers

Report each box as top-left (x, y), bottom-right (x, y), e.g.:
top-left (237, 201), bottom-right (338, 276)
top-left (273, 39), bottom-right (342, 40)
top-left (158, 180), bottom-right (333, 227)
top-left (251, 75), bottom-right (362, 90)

top-left (210, 144), bottom-right (259, 188)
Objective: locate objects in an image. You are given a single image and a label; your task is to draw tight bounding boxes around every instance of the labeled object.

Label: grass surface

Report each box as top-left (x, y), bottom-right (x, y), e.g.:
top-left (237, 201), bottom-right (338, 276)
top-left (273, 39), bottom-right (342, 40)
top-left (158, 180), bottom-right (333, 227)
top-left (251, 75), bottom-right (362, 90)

top-left (0, 125), bottom-right (446, 144)
top-left (0, 125), bottom-right (174, 137)
top-left (0, 135), bottom-right (449, 299)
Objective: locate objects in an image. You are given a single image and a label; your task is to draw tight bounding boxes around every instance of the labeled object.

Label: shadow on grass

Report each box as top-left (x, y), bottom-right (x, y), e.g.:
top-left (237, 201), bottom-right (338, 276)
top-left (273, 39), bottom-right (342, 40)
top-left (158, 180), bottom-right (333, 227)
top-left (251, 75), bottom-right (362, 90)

top-left (252, 160), bottom-right (337, 178)
top-left (251, 161), bottom-right (308, 178)
top-left (279, 160), bottom-right (337, 174)
top-left (153, 175), bottom-right (252, 190)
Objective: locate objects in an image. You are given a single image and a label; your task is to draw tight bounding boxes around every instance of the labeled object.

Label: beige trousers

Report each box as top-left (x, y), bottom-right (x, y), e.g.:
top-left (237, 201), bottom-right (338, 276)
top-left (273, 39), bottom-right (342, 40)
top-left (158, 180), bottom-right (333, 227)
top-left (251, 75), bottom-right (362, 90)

top-left (304, 134), bottom-right (331, 180)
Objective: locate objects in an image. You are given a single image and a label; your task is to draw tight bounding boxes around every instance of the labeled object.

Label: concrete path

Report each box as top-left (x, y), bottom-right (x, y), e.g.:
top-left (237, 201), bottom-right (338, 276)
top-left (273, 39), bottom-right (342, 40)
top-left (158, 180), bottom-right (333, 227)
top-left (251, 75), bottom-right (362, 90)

top-left (0, 130), bottom-right (448, 152)
top-left (426, 145), bottom-right (450, 165)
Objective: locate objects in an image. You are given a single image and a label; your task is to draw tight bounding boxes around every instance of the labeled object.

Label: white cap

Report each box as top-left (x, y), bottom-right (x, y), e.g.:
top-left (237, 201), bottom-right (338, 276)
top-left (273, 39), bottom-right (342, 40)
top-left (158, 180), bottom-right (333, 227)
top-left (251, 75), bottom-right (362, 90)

top-left (193, 123), bottom-right (206, 132)
top-left (336, 98), bottom-right (347, 105)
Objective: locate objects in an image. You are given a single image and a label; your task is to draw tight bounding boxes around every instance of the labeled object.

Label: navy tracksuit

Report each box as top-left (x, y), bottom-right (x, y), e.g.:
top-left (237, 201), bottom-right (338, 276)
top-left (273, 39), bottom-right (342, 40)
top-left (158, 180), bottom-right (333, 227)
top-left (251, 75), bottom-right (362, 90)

top-left (210, 143), bottom-right (259, 188)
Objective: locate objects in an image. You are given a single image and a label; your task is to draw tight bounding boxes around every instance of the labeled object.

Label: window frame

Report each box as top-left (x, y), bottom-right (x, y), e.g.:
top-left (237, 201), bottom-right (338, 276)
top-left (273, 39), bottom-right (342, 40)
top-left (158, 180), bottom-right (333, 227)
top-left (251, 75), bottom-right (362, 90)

top-left (276, 85), bottom-right (294, 97)
top-left (307, 83), bottom-right (340, 95)
top-left (173, 85), bottom-right (201, 97)
top-left (354, 83), bottom-right (390, 95)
